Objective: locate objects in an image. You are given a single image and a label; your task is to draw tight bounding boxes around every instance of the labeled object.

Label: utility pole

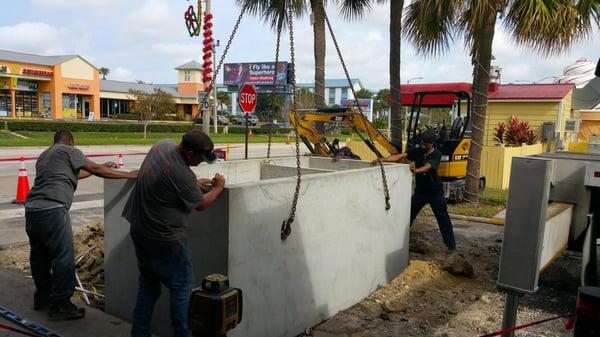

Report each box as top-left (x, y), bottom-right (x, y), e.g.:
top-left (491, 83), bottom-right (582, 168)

top-left (213, 40), bottom-right (220, 134)
top-left (202, 0), bottom-right (211, 134)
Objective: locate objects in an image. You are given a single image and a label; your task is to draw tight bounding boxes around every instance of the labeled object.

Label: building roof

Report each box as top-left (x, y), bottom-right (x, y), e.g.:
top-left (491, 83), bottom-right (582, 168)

top-left (400, 82), bottom-right (574, 106)
top-left (0, 49), bottom-right (97, 69)
top-left (100, 80), bottom-right (180, 97)
top-left (175, 61), bottom-right (203, 70)
top-left (297, 79), bottom-right (362, 89)
top-left (572, 77), bottom-right (600, 110)
top-left (488, 83), bottom-right (574, 100)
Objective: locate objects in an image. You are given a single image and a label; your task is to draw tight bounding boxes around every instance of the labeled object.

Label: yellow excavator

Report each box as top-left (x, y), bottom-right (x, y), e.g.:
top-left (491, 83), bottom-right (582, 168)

top-left (290, 90), bottom-right (482, 202)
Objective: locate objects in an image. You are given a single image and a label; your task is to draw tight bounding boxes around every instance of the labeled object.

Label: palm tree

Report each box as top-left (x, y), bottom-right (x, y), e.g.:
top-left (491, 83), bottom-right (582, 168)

top-left (404, 0), bottom-right (600, 203)
top-left (99, 67), bottom-right (110, 80)
top-left (238, 0), bottom-right (376, 113)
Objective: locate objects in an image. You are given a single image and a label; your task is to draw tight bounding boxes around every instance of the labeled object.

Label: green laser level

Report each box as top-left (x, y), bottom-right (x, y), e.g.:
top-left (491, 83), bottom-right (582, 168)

top-left (188, 274), bottom-right (242, 337)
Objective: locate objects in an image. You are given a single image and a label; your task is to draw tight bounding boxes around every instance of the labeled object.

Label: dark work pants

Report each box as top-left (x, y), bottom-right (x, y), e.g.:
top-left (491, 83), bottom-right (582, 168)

top-left (131, 233), bottom-right (194, 337)
top-left (410, 190), bottom-right (456, 250)
top-left (25, 207), bottom-right (76, 304)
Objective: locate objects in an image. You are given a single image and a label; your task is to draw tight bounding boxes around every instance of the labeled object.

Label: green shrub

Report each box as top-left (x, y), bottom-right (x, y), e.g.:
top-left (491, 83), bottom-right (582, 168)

top-left (3, 120), bottom-right (294, 135)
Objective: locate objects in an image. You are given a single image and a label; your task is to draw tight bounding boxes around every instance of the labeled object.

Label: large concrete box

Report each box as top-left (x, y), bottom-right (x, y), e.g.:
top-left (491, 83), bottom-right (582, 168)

top-left (104, 157), bottom-right (411, 337)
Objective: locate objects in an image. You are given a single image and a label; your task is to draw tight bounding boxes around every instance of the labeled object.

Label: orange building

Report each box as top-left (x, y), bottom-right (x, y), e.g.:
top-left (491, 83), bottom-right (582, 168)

top-left (0, 50), bottom-right (100, 119)
top-left (0, 50), bottom-right (204, 120)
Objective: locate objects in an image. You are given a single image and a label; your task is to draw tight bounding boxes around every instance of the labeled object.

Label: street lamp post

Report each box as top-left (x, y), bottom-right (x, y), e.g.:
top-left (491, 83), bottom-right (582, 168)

top-left (407, 77), bottom-right (423, 84)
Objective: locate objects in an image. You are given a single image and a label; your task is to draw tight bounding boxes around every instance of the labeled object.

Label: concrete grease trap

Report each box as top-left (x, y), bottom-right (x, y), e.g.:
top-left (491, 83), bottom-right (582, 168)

top-left (103, 157), bottom-right (412, 337)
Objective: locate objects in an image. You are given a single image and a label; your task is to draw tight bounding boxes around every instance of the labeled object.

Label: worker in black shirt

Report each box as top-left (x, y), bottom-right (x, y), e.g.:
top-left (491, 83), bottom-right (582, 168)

top-left (377, 131), bottom-right (456, 251)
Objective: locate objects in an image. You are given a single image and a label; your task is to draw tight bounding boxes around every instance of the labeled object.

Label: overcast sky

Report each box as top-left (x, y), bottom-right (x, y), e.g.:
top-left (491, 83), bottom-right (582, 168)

top-left (2, 0), bottom-right (598, 91)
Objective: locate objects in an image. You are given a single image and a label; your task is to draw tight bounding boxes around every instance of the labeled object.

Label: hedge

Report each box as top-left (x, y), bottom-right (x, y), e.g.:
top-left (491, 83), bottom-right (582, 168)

top-left (2, 120), bottom-right (294, 135)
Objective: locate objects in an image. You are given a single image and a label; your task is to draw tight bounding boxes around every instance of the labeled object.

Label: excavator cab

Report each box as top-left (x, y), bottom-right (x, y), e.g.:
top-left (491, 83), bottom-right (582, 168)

top-left (406, 90), bottom-right (478, 202)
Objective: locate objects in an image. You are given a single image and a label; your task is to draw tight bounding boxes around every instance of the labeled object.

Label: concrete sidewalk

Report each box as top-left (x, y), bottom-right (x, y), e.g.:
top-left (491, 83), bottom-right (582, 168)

top-left (0, 268), bottom-right (133, 337)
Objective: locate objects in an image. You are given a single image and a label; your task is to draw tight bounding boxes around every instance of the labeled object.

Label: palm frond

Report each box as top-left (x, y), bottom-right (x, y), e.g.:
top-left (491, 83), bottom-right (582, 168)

top-left (504, 0), bottom-right (590, 54)
top-left (235, 0), bottom-right (306, 31)
top-left (403, 0), bottom-right (462, 56)
top-left (338, 0), bottom-right (374, 20)
top-left (459, 0), bottom-right (502, 58)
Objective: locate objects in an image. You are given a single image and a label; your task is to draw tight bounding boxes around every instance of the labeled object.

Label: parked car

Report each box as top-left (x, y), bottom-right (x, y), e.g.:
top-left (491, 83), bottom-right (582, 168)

top-left (194, 115), bottom-right (230, 125)
top-left (231, 114), bottom-right (259, 126)
top-left (262, 123), bottom-right (282, 128)
top-left (211, 115), bottom-right (230, 125)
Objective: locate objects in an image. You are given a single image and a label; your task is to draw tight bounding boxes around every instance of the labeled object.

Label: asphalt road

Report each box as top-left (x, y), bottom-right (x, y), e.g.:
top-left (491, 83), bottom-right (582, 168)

top-left (0, 143), bottom-right (301, 246)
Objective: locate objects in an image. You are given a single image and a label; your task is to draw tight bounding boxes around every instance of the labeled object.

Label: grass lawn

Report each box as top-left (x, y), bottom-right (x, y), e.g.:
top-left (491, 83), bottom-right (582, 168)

top-left (447, 187), bottom-right (507, 218)
top-left (0, 131), bottom-right (290, 147)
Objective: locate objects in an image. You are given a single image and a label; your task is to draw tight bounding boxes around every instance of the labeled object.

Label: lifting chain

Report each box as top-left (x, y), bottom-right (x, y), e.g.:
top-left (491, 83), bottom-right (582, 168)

top-left (281, 0), bottom-right (302, 240)
top-left (197, 2), bottom-right (249, 119)
top-left (267, 21), bottom-right (283, 159)
top-left (323, 9), bottom-right (391, 210)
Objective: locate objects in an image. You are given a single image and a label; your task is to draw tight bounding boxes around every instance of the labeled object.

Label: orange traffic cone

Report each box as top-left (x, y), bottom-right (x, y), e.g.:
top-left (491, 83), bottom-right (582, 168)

top-left (13, 157), bottom-right (30, 204)
top-left (286, 135), bottom-right (291, 145)
top-left (117, 154), bottom-right (124, 168)
top-left (248, 130), bottom-right (253, 140)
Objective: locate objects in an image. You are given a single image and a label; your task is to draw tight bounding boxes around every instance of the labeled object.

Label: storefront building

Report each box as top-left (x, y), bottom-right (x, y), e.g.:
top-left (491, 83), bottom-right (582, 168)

top-left (0, 50), bottom-right (100, 120)
top-left (0, 50), bottom-right (203, 121)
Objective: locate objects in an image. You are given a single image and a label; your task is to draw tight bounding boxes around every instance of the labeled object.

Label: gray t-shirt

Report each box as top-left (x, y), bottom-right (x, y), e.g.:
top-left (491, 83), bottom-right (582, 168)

top-left (26, 144), bottom-right (90, 209)
top-left (123, 140), bottom-right (204, 241)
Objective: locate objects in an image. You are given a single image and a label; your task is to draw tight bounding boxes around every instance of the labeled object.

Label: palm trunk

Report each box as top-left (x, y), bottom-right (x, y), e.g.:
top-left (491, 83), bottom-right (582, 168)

top-left (311, 0), bottom-right (326, 132)
top-left (389, 0), bottom-right (403, 149)
top-left (465, 11), bottom-right (497, 204)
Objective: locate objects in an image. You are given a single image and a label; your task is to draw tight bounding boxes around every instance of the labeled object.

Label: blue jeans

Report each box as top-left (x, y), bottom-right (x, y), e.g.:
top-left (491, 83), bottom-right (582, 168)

top-left (25, 206), bottom-right (76, 304)
top-left (130, 234), bottom-right (193, 337)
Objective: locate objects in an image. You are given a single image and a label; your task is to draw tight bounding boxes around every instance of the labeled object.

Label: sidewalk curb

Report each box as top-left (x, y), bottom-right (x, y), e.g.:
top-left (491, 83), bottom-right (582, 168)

top-left (423, 210), bottom-right (505, 225)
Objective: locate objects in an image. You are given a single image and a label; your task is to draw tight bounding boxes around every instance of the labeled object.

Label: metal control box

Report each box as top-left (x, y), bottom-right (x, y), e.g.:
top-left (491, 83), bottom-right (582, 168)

top-left (497, 157), bottom-right (553, 293)
top-left (585, 162), bottom-right (600, 187)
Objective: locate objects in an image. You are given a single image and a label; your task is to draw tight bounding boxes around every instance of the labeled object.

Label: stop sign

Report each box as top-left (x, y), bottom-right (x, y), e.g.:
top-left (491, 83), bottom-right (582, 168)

top-left (239, 84), bottom-right (257, 113)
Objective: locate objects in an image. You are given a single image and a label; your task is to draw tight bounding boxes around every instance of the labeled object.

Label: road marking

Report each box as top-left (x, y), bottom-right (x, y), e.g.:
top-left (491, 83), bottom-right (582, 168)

top-left (0, 200), bottom-right (103, 219)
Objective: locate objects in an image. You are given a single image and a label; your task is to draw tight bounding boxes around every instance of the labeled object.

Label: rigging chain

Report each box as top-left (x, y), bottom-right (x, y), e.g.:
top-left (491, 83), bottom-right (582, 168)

top-left (322, 8), bottom-right (391, 210)
top-left (196, 2), bottom-right (249, 121)
top-left (267, 21), bottom-right (283, 159)
top-left (281, 0), bottom-right (302, 240)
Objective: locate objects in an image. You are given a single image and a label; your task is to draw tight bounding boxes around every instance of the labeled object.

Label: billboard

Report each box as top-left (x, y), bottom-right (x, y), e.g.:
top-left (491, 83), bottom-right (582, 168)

top-left (223, 62), bottom-right (288, 86)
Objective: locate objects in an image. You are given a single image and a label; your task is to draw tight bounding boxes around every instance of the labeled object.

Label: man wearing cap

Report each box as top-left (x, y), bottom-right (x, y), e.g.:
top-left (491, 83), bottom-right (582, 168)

top-left (26, 129), bottom-right (138, 320)
top-left (123, 130), bottom-right (225, 337)
top-left (377, 130), bottom-right (456, 251)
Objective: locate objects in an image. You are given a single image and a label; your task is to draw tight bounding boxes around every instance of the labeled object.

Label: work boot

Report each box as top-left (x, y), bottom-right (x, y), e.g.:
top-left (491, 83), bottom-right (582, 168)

top-left (48, 300), bottom-right (85, 321)
top-left (33, 292), bottom-right (50, 311)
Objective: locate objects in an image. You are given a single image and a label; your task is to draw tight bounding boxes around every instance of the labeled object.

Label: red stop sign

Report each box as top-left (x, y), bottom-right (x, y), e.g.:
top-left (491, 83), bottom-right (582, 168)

top-left (239, 84), bottom-right (257, 113)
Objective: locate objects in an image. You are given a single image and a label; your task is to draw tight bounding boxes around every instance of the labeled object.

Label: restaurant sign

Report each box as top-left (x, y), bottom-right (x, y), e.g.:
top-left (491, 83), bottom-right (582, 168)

top-left (22, 68), bottom-right (53, 77)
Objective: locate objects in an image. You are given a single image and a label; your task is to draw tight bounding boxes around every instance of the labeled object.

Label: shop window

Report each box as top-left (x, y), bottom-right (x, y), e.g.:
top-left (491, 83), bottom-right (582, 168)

top-left (0, 91), bottom-right (11, 117)
top-left (41, 92), bottom-right (51, 118)
top-left (62, 94), bottom-right (77, 119)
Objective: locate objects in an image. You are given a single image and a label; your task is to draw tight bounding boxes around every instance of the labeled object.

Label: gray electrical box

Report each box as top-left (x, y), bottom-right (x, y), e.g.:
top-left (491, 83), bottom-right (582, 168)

top-left (497, 157), bottom-right (553, 293)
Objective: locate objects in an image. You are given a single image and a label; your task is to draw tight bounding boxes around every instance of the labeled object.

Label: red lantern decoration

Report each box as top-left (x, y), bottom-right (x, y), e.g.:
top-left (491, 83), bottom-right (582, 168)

top-left (202, 12), bottom-right (214, 87)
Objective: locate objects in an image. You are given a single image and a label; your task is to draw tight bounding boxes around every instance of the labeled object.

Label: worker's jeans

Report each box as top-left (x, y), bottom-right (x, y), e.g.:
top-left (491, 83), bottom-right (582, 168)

top-left (410, 190), bottom-right (457, 250)
top-left (131, 234), bottom-right (194, 337)
top-left (25, 206), bottom-right (76, 304)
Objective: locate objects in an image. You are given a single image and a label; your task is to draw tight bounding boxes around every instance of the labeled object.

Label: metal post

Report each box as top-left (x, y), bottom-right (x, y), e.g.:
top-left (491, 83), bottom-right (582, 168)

top-left (244, 113), bottom-right (249, 159)
top-left (212, 40), bottom-right (219, 134)
top-left (501, 291), bottom-right (521, 337)
top-left (202, 0), bottom-right (211, 134)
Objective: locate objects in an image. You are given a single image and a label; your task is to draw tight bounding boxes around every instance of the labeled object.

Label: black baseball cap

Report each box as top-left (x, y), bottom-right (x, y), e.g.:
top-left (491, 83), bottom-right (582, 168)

top-left (421, 131), bottom-right (437, 144)
top-left (182, 130), bottom-right (217, 164)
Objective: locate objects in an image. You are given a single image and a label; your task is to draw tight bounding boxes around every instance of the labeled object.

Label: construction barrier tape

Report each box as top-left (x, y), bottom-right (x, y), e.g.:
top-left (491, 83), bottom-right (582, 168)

top-left (478, 313), bottom-right (574, 337)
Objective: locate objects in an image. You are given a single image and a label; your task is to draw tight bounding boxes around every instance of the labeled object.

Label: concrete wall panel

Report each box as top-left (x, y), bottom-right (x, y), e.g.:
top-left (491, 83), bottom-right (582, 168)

top-left (104, 158), bottom-right (411, 337)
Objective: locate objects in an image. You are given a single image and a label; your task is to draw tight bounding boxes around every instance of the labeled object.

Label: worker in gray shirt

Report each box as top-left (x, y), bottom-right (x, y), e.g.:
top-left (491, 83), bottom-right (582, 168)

top-left (25, 129), bottom-right (138, 320)
top-left (123, 130), bottom-right (225, 337)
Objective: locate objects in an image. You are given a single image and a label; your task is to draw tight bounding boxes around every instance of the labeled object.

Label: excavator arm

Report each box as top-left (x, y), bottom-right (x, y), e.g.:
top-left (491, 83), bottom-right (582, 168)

top-left (289, 109), bottom-right (400, 158)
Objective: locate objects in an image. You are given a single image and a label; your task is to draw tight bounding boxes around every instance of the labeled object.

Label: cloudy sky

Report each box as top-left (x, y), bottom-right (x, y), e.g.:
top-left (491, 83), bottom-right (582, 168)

top-left (2, 0), bottom-right (598, 91)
